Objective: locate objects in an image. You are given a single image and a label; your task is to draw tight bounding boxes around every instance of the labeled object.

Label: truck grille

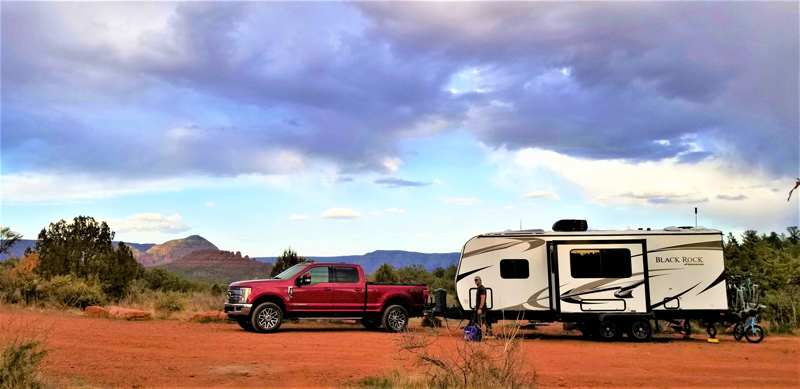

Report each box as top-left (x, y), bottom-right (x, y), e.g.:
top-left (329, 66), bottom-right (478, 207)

top-left (227, 287), bottom-right (242, 304)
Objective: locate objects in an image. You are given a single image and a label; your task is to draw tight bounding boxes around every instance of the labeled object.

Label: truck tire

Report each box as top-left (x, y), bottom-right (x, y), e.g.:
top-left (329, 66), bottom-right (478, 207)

top-left (361, 317), bottom-right (382, 330)
top-left (251, 302), bottom-right (283, 333)
top-left (597, 320), bottom-right (620, 341)
top-left (382, 305), bottom-right (408, 332)
top-left (627, 319), bottom-right (653, 342)
top-left (237, 320), bottom-right (254, 332)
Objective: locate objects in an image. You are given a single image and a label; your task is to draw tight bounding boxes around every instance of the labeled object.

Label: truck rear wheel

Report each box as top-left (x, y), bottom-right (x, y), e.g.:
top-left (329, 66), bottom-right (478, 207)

top-left (382, 305), bottom-right (408, 332)
top-left (360, 317), bottom-right (382, 330)
top-left (251, 302), bottom-right (283, 333)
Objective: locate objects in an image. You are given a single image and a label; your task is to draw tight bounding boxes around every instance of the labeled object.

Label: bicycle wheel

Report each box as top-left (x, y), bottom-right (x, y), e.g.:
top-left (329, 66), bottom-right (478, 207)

top-left (745, 325), bottom-right (764, 343)
top-left (732, 322), bottom-right (744, 341)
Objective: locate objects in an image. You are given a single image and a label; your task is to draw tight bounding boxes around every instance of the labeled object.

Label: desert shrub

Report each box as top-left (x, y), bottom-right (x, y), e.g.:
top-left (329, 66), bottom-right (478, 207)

top-left (156, 292), bottom-right (187, 313)
top-left (143, 269), bottom-right (205, 293)
top-left (41, 274), bottom-right (105, 309)
top-left (0, 255), bottom-right (46, 305)
top-left (0, 339), bottom-right (49, 389)
top-left (366, 320), bottom-right (530, 388)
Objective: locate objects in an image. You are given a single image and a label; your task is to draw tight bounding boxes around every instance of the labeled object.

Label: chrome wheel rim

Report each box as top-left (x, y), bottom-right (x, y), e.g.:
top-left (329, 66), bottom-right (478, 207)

top-left (631, 322), bottom-right (649, 339)
top-left (599, 322), bottom-right (616, 338)
top-left (388, 309), bottom-right (406, 330)
top-left (257, 308), bottom-right (279, 329)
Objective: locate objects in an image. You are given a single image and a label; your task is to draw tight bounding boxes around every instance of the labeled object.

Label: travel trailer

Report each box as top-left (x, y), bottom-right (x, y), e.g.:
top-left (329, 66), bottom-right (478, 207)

top-left (453, 220), bottom-right (730, 341)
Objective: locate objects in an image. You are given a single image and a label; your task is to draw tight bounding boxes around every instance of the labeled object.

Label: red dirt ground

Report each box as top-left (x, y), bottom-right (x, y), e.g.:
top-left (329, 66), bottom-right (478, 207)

top-left (2, 307), bottom-right (798, 388)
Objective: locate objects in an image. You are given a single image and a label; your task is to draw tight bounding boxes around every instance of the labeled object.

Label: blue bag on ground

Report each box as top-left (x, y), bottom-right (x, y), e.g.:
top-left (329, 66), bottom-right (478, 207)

top-left (463, 326), bottom-right (482, 342)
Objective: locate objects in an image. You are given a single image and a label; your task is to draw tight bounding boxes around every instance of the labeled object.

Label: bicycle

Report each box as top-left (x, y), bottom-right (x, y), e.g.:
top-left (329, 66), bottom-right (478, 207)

top-left (733, 314), bottom-right (764, 343)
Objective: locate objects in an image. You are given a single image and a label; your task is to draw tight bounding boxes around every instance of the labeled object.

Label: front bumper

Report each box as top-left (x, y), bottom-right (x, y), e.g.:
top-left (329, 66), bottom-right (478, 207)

top-left (224, 303), bottom-right (253, 319)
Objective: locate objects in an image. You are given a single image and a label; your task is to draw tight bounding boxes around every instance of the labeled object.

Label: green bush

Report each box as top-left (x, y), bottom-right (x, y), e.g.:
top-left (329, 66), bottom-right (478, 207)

top-left (41, 275), bottom-right (105, 309)
top-left (156, 292), bottom-right (187, 313)
top-left (0, 339), bottom-right (49, 389)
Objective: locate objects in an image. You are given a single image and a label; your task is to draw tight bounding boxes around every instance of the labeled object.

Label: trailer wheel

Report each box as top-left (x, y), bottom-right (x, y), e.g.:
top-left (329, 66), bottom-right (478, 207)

top-left (628, 319), bottom-right (653, 342)
top-left (236, 320), bottom-right (254, 332)
top-left (251, 302), bottom-right (283, 333)
top-left (597, 320), bottom-right (619, 341)
top-left (382, 305), bottom-right (408, 332)
top-left (360, 316), bottom-right (382, 330)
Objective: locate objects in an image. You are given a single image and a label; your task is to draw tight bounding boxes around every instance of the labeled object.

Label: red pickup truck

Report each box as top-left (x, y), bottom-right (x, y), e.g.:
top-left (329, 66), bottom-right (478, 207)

top-left (224, 263), bottom-right (428, 333)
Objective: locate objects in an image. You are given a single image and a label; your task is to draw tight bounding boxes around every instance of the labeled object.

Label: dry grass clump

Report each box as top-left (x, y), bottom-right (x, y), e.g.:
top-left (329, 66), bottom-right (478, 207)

top-left (362, 317), bottom-right (531, 388)
top-left (0, 316), bottom-right (51, 389)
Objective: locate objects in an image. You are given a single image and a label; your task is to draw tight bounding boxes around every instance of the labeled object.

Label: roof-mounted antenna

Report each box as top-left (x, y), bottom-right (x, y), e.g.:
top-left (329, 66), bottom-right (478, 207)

top-left (695, 207), bottom-right (698, 228)
top-left (520, 219), bottom-right (522, 231)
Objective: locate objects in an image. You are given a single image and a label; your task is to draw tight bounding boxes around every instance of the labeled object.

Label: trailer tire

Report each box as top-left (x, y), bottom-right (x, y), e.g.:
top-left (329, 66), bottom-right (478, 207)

top-left (251, 302), bottom-right (283, 333)
top-left (628, 319), bottom-right (653, 342)
top-left (382, 305), bottom-right (408, 332)
top-left (360, 317), bottom-right (382, 330)
top-left (597, 320), bottom-right (620, 341)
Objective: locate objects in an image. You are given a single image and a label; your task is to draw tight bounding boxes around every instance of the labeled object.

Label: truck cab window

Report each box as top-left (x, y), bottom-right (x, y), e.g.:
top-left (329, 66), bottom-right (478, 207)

top-left (333, 267), bottom-right (359, 283)
top-left (304, 266), bottom-right (330, 285)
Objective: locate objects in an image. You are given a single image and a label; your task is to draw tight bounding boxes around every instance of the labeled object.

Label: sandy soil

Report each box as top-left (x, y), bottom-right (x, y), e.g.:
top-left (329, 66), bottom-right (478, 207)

top-left (2, 307), bottom-right (798, 388)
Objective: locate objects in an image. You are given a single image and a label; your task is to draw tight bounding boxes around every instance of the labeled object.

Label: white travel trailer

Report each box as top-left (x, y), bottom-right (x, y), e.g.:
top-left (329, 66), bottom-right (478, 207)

top-left (455, 220), bottom-right (730, 341)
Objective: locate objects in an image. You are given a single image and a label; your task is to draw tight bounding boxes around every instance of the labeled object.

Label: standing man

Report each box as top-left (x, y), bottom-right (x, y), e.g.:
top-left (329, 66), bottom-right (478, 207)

top-left (474, 276), bottom-right (492, 336)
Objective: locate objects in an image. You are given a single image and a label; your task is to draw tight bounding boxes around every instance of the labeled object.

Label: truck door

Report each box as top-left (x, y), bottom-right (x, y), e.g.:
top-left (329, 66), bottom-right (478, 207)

top-left (329, 266), bottom-right (364, 312)
top-left (292, 266), bottom-right (333, 312)
top-left (552, 240), bottom-right (648, 314)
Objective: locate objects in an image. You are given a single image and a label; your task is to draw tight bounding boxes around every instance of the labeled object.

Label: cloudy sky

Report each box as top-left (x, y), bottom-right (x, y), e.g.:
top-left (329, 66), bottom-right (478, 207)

top-left (2, 1), bottom-right (798, 257)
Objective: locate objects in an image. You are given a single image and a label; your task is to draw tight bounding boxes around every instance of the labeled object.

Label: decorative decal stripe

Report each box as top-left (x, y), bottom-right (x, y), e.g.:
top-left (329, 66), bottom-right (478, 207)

top-left (461, 237), bottom-right (545, 259)
top-left (648, 240), bottom-right (723, 254)
top-left (697, 271), bottom-right (727, 295)
top-left (649, 282), bottom-right (702, 309)
top-left (455, 265), bottom-right (493, 282)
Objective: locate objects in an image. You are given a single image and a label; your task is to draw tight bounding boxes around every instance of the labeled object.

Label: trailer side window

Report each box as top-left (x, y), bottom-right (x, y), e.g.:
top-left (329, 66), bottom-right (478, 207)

top-left (500, 259), bottom-right (529, 279)
top-left (569, 249), bottom-right (631, 278)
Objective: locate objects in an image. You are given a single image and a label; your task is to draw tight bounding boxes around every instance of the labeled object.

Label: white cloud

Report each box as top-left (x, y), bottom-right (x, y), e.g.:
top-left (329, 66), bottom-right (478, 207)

top-left (107, 213), bottom-right (190, 234)
top-left (443, 198), bottom-right (480, 206)
top-left (522, 191), bottom-right (559, 200)
top-left (370, 211), bottom-right (381, 217)
top-left (486, 146), bottom-right (795, 232)
top-left (289, 215), bottom-right (310, 220)
top-left (382, 157), bottom-right (403, 172)
top-left (205, 202), bottom-right (215, 207)
top-left (387, 208), bottom-right (407, 214)
top-left (321, 207), bottom-right (362, 220)
top-left (419, 233), bottom-right (431, 238)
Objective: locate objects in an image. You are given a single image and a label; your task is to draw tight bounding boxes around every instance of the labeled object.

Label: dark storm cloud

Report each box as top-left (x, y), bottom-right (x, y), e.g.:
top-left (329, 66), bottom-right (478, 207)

top-left (2, 2), bottom-right (797, 178)
top-left (374, 178), bottom-right (431, 188)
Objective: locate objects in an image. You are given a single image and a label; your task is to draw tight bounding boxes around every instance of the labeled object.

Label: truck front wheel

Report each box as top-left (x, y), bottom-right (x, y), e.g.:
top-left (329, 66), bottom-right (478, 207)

top-left (382, 305), bottom-right (408, 332)
top-left (251, 302), bottom-right (283, 333)
top-left (237, 320), bottom-right (254, 332)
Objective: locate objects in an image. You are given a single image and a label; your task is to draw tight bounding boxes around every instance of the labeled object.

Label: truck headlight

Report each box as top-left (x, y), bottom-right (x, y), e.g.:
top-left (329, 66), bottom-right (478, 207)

top-left (240, 287), bottom-right (252, 303)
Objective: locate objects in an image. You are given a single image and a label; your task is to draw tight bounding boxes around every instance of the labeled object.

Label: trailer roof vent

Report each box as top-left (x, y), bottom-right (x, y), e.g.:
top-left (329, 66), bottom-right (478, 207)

top-left (552, 219), bottom-right (588, 232)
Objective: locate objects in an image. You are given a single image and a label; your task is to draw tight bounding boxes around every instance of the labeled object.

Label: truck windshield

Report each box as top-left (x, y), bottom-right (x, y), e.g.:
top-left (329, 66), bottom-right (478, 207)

top-left (273, 264), bottom-right (309, 280)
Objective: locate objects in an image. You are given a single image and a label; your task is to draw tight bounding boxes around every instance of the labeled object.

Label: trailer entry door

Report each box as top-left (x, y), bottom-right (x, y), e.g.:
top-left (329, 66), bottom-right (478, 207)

top-left (552, 240), bottom-right (648, 314)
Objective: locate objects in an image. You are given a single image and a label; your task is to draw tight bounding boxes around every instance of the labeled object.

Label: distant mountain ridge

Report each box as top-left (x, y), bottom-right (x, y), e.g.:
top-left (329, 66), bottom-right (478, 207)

top-left (158, 249), bottom-right (274, 284)
top-left (137, 235), bottom-right (218, 267)
top-left (256, 250), bottom-right (460, 273)
top-left (1, 237), bottom-right (461, 276)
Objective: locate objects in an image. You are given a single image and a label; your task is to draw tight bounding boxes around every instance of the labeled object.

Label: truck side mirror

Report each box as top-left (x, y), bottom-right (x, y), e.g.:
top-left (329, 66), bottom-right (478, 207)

top-left (297, 273), bottom-right (311, 286)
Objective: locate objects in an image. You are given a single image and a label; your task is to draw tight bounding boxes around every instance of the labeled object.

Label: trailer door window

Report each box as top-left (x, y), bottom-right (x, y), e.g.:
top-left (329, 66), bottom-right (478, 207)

top-left (569, 249), bottom-right (632, 278)
top-left (500, 259), bottom-right (529, 279)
